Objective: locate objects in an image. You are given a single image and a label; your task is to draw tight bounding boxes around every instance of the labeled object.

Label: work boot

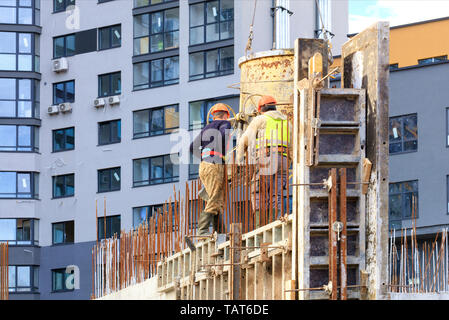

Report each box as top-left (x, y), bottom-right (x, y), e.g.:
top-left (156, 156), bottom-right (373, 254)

top-left (198, 211), bottom-right (213, 236)
top-left (212, 213), bottom-right (223, 234)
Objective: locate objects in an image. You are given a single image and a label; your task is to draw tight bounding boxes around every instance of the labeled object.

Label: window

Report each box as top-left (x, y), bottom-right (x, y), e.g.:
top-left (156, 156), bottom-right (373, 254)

top-left (98, 167), bottom-right (121, 193)
top-left (132, 204), bottom-right (164, 227)
top-left (99, 24), bottom-right (121, 50)
top-left (0, 125), bottom-right (39, 152)
top-left (134, 0), bottom-right (177, 9)
top-left (52, 174), bottom-right (74, 198)
top-left (53, 34), bottom-right (75, 59)
top-left (0, 172), bottom-right (38, 199)
top-left (0, 0), bottom-right (38, 25)
top-left (98, 119), bottom-right (121, 145)
top-left (54, 0), bottom-right (75, 13)
top-left (389, 114), bottom-right (417, 154)
top-left (133, 56), bottom-right (179, 90)
top-left (53, 127), bottom-right (74, 152)
top-left (97, 215), bottom-right (120, 240)
top-left (389, 180), bottom-right (418, 229)
top-left (418, 55), bottom-right (447, 65)
top-left (133, 154), bottom-right (179, 187)
top-left (133, 105), bottom-right (179, 138)
top-left (0, 78), bottom-right (39, 118)
top-left (134, 8), bottom-right (179, 55)
top-left (189, 0), bottom-right (234, 45)
top-left (0, 32), bottom-right (38, 72)
top-left (0, 218), bottom-right (39, 245)
top-left (9, 266), bottom-right (38, 293)
top-left (52, 268), bottom-right (73, 292)
top-left (53, 80), bottom-right (75, 105)
top-left (189, 153), bottom-right (199, 180)
top-left (52, 221), bottom-right (74, 244)
top-left (189, 95), bottom-right (238, 130)
top-left (189, 46), bottom-right (233, 80)
top-left (98, 72), bottom-right (121, 97)
top-left (389, 63), bottom-right (398, 71)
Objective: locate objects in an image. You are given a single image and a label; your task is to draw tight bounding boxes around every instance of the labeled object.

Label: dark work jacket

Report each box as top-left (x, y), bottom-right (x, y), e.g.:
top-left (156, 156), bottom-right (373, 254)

top-left (190, 120), bottom-right (232, 164)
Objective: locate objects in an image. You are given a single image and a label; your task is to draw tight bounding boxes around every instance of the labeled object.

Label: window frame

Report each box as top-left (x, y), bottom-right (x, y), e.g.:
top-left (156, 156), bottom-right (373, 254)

top-left (389, 113), bottom-right (418, 155)
top-left (9, 265), bottom-right (38, 293)
top-left (0, 124), bottom-right (38, 152)
top-left (189, 0), bottom-right (234, 46)
top-left (133, 0), bottom-right (178, 9)
top-left (52, 173), bottom-right (75, 199)
top-left (51, 220), bottom-right (74, 245)
top-left (189, 46), bottom-right (234, 81)
top-left (97, 215), bottom-right (121, 240)
top-left (0, 218), bottom-right (39, 246)
top-left (51, 268), bottom-right (74, 292)
top-left (0, 31), bottom-right (37, 72)
top-left (0, 78), bottom-right (39, 119)
top-left (0, 171), bottom-right (38, 199)
top-left (133, 104), bottom-right (179, 139)
top-left (52, 127), bottom-right (75, 153)
top-left (389, 180), bottom-right (419, 229)
top-left (0, 0), bottom-right (38, 25)
top-left (418, 55), bottom-right (448, 65)
top-left (53, 33), bottom-right (76, 59)
top-left (133, 55), bottom-right (179, 90)
top-left (98, 71), bottom-right (121, 98)
top-left (132, 154), bottom-right (179, 187)
top-left (98, 119), bottom-right (121, 146)
top-left (52, 80), bottom-right (75, 105)
top-left (97, 167), bottom-right (121, 193)
top-left (132, 204), bottom-right (164, 228)
top-left (98, 24), bottom-right (122, 51)
top-left (53, 0), bottom-right (75, 13)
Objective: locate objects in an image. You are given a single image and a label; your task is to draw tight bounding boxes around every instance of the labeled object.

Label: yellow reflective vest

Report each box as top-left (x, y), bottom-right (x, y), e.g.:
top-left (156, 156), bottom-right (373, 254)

top-left (255, 114), bottom-right (290, 157)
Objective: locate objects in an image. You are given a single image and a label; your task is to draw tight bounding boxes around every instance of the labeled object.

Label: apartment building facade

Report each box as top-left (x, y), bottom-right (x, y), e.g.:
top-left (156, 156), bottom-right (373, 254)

top-left (0, 0), bottom-right (348, 300)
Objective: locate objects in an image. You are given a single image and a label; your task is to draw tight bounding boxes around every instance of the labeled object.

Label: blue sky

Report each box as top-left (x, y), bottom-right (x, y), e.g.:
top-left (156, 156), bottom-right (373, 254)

top-left (349, 0), bottom-right (449, 33)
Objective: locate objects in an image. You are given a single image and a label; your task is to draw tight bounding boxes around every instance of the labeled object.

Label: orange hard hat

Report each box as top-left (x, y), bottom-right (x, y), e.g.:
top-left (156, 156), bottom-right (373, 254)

top-left (258, 95), bottom-right (277, 112)
top-left (210, 103), bottom-right (230, 117)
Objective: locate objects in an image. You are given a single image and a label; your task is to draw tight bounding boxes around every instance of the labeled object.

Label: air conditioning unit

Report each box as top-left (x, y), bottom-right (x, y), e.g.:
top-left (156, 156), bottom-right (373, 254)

top-left (58, 103), bottom-right (72, 113)
top-left (108, 95), bottom-right (120, 105)
top-left (52, 57), bottom-right (68, 72)
top-left (94, 98), bottom-right (106, 108)
top-left (48, 105), bottom-right (59, 115)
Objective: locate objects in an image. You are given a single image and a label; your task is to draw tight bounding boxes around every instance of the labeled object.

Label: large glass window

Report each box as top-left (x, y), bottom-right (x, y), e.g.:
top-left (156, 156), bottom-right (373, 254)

top-left (52, 268), bottom-right (73, 292)
top-left (133, 104), bottom-right (179, 138)
top-left (0, 125), bottom-right (38, 152)
top-left (0, 78), bottom-right (39, 118)
top-left (189, 95), bottom-right (238, 130)
top-left (0, 0), bottom-right (38, 25)
top-left (98, 167), bottom-right (121, 193)
top-left (98, 72), bottom-right (121, 97)
top-left (189, 46), bottom-right (233, 80)
top-left (53, 127), bottom-right (74, 152)
top-left (99, 24), bottom-right (121, 50)
top-left (97, 215), bottom-right (121, 240)
top-left (0, 218), bottom-right (39, 245)
top-left (389, 114), bottom-right (418, 154)
top-left (134, 0), bottom-right (177, 8)
top-left (53, 80), bottom-right (75, 105)
top-left (134, 8), bottom-right (179, 55)
top-left (0, 172), bottom-right (38, 199)
top-left (54, 0), bottom-right (75, 13)
top-left (133, 154), bottom-right (179, 187)
top-left (189, 0), bottom-right (234, 45)
top-left (52, 220), bottom-right (74, 244)
top-left (53, 34), bottom-right (75, 59)
top-left (52, 173), bottom-right (74, 198)
top-left (389, 180), bottom-right (419, 229)
top-left (133, 56), bottom-right (179, 89)
top-left (98, 119), bottom-right (121, 145)
top-left (132, 204), bottom-right (165, 227)
top-left (9, 265), bottom-right (38, 293)
top-left (0, 32), bottom-right (36, 71)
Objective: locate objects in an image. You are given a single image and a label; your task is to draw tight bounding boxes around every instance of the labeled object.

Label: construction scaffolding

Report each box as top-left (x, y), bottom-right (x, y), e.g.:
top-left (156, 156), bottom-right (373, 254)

top-left (0, 242), bottom-right (8, 300)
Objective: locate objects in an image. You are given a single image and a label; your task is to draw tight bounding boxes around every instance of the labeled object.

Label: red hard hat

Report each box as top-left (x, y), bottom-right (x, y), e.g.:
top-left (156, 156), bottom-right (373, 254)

top-left (210, 103), bottom-right (230, 117)
top-left (258, 95), bottom-right (277, 112)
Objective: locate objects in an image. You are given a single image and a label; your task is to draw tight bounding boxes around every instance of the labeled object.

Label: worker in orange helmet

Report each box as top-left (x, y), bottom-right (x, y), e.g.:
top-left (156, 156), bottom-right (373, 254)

top-left (190, 103), bottom-right (232, 235)
top-left (237, 95), bottom-right (292, 227)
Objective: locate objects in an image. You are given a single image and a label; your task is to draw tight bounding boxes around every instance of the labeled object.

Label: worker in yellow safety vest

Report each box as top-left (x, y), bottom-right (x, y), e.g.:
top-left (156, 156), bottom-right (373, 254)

top-left (236, 95), bottom-right (292, 227)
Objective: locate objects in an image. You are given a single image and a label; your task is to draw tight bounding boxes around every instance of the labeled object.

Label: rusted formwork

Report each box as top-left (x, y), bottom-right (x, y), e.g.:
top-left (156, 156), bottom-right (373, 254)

top-left (0, 242), bottom-right (8, 300)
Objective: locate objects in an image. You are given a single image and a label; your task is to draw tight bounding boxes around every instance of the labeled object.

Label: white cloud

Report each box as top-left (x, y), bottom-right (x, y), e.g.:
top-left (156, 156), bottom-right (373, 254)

top-left (349, 0), bottom-right (449, 33)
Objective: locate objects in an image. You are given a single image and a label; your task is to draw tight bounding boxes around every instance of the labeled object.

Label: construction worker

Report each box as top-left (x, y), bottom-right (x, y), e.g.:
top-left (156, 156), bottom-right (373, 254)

top-left (190, 103), bottom-right (232, 235)
top-left (237, 95), bottom-right (292, 226)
